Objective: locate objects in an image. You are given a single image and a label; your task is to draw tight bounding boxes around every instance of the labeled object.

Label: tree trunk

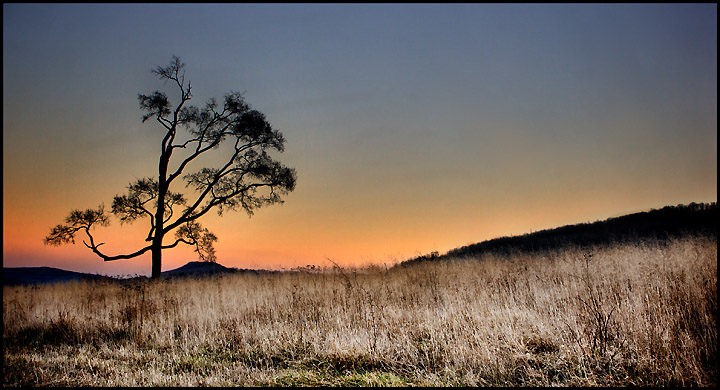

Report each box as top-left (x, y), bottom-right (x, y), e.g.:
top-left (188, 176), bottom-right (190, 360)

top-left (153, 143), bottom-right (171, 280)
top-left (151, 192), bottom-right (165, 279)
top-left (151, 238), bottom-right (162, 279)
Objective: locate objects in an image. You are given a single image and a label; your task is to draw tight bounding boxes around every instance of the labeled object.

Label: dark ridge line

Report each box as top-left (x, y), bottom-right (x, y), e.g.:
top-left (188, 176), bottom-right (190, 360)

top-left (401, 202), bottom-right (717, 266)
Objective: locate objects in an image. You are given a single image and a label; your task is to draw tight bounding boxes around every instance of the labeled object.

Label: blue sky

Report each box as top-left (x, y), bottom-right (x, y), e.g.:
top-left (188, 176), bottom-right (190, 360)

top-left (3, 4), bottom-right (717, 274)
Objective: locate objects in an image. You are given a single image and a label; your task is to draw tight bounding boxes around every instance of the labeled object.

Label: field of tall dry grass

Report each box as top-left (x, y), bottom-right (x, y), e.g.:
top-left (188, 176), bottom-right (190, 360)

top-left (3, 235), bottom-right (717, 386)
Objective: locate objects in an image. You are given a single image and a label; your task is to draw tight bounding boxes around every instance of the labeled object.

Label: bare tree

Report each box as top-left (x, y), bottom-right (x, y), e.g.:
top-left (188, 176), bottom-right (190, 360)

top-left (45, 56), bottom-right (297, 279)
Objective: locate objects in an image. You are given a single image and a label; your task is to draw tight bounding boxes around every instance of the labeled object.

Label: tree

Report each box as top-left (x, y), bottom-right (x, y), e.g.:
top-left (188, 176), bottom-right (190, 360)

top-left (45, 56), bottom-right (297, 279)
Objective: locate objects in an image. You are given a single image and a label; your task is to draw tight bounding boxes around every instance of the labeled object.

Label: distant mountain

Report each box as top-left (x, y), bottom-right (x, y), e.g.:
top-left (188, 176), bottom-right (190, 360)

top-left (3, 266), bottom-right (111, 286)
top-left (3, 261), bottom-right (256, 286)
top-left (162, 261), bottom-right (242, 278)
top-left (403, 202), bottom-right (717, 265)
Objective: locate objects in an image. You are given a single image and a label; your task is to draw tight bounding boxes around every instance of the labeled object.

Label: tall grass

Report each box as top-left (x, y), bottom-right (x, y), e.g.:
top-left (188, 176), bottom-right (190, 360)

top-left (3, 236), bottom-right (716, 386)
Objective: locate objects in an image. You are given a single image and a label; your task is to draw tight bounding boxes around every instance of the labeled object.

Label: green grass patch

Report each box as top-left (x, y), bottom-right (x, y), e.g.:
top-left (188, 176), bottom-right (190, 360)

top-left (265, 368), bottom-right (412, 387)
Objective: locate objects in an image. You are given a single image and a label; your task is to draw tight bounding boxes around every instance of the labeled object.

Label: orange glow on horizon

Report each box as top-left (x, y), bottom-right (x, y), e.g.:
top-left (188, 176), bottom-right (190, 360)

top-left (5, 185), bottom-right (716, 277)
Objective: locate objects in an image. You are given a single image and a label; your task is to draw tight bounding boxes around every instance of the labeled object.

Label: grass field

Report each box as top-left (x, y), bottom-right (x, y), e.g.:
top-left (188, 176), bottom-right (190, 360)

top-left (3, 235), bottom-right (717, 386)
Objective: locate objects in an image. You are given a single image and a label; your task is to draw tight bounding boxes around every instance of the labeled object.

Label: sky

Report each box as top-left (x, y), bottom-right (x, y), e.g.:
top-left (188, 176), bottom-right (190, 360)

top-left (3, 4), bottom-right (717, 276)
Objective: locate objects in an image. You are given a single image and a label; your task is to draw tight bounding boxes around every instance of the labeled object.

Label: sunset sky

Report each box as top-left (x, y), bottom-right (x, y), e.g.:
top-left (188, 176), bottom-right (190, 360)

top-left (3, 4), bottom-right (717, 276)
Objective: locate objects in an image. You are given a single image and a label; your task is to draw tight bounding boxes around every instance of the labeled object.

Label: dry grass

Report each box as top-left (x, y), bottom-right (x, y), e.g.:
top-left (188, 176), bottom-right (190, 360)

top-left (3, 235), bottom-right (717, 386)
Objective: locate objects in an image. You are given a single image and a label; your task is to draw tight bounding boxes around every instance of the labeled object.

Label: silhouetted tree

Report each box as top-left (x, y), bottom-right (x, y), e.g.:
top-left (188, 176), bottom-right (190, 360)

top-left (45, 56), bottom-right (297, 279)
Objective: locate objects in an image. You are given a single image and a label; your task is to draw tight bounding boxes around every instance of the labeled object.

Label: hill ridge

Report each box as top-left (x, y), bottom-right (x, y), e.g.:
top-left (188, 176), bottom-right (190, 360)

top-left (404, 202), bottom-right (717, 265)
top-left (3, 261), bottom-right (243, 286)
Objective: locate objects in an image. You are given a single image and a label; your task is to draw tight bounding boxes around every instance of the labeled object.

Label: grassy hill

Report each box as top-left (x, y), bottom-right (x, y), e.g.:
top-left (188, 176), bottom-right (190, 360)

top-left (404, 202), bottom-right (717, 265)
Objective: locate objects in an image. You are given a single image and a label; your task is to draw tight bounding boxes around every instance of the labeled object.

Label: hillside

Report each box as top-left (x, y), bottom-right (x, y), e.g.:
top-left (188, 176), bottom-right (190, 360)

top-left (3, 261), bottom-right (244, 286)
top-left (2, 267), bottom-right (111, 286)
top-left (162, 261), bottom-right (241, 278)
top-left (405, 202), bottom-right (717, 264)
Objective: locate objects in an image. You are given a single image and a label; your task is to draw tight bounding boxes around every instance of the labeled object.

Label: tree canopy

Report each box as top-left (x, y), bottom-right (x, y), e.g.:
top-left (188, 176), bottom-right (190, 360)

top-left (46, 56), bottom-right (297, 278)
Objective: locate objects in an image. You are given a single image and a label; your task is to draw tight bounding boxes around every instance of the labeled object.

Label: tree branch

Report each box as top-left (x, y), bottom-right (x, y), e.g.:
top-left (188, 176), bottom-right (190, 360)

top-left (165, 122), bottom-right (236, 186)
top-left (166, 139), bottom-right (244, 229)
top-left (82, 229), bottom-right (153, 262)
top-left (161, 238), bottom-right (194, 249)
top-left (156, 115), bottom-right (173, 131)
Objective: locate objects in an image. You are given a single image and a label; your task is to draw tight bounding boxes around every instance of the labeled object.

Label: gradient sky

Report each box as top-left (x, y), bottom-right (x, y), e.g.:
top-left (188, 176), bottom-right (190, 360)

top-left (3, 4), bottom-right (717, 276)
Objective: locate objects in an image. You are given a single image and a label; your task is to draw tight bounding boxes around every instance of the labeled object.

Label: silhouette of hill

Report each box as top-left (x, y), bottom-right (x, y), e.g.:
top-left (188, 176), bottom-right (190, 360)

top-left (403, 202), bottom-right (717, 265)
top-left (162, 261), bottom-right (242, 278)
top-left (3, 267), bottom-right (112, 286)
top-left (3, 261), bottom-right (263, 286)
